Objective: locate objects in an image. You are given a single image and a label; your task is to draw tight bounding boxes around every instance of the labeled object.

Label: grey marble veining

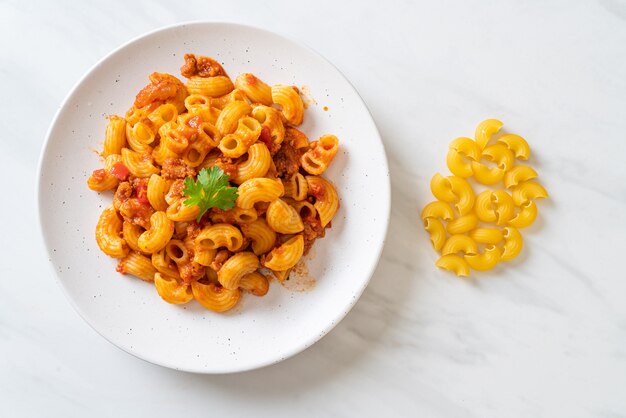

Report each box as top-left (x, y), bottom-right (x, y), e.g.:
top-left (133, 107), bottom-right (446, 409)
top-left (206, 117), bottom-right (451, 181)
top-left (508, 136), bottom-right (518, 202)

top-left (1, 0), bottom-right (625, 417)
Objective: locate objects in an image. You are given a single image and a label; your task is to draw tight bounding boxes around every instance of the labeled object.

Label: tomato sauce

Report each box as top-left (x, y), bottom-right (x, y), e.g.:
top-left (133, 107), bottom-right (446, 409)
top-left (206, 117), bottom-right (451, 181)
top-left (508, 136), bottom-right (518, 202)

top-left (110, 162), bottom-right (130, 181)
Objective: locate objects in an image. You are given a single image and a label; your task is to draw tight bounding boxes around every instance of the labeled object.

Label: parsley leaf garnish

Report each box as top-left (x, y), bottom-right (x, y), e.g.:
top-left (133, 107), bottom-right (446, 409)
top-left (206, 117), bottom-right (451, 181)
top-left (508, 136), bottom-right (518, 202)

top-left (183, 167), bottom-right (238, 221)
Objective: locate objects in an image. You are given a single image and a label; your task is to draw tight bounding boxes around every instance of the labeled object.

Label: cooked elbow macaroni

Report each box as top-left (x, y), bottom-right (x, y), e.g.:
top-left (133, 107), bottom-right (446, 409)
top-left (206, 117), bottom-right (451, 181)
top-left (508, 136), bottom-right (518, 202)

top-left (87, 53), bottom-right (342, 312)
top-left (422, 119), bottom-right (548, 276)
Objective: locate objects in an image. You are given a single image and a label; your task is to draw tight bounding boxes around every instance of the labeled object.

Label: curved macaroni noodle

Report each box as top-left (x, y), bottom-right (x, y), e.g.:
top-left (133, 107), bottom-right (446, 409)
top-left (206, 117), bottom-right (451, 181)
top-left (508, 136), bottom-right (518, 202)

top-left (471, 161), bottom-right (505, 185)
top-left (421, 201), bottom-right (454, 221)
top-left (166, 198), bottom-right (201, 222)
top-left (283, 172), bottom-right (309, 201)
top-left (508, 201), bottom-right (538, 228)
top-left (305, 176), bottom-right (339, 227)
top-left (122, 221), bottom-right (146, 254)
top-left (512, 181), bottom-right (548, 206)
top-left (151, 248), bottom-right (181, 280)
top-left (235, 73), bottom-right (273, 106)
top-left (474, 190), bottom-right (514, 225)
top-left (435, 254), bottom-right (470, 277)
top-left (498, 134), bottom-right (530, 160)
top-left (236, 178), bottom-right (284, 209)
top-left (117, 251), bottom-right (156, 282)
top-left (271, 84), bottom-right (304, 125)
top-left (239, 271), bottom-right (270, 296)
top-left (446, 213), bottom-right (478, 234)
top-left (465, 245), bottom-right (501, 271)
top-left (301, 135), bottom-right (339, 175)
top-left (475, 118), bottom-right (502, 150)
top-left (95, 205), bottom-right (128, 258)
top-left (504, 165), bottom-right (538, 189)
top-left (187, 75), bottom-right (234, 98)
top-left (469, 227), bottom-right (504, 244)
top-left (87, 154), bottom-right (121, 192)
top-left (482, 143), bottom-right (514, 171)
top-left (217, 252), bottom-right (259, 290)
top-left (148, 104), bottom-right (178, 131)
top-left (232, 143), bottom-right (271, 184)
top-left (262, 235), bottom-right (304, 271)
top-left (441, 234), bottom-right (478, 256)
top-left (240, 219), bottom-right (277, 255)
top-left (191, 280), bottom-right (240, 312)
top-left (424, 218), bottom-right (446, 251)
top-left (430, 173), bottom-right (456, 202)
top-left (501, 227), bottom-right (523, 261)
top-left (266, 199), bottom-right (304, 234)
top-left (155, 273), bottom-right (193, 304)
top-left (251, 105), bottom-right (285, 148)
top-left (121, 148), bottom-right (160, 178)
top-left (448, 176), bottom-right (475, 216)
top-left (147, 174), bottom-right (171, 211)
top-left (195, 223), bottom-right (243, 252)
top-left (137, 211), bottom-right (174, 253)
top-left (216, 100), bottom-right (251, 135)
top-left (103, 116), bottom-right (127, 157)
top-left (446, 137), bottom-right (481, 178)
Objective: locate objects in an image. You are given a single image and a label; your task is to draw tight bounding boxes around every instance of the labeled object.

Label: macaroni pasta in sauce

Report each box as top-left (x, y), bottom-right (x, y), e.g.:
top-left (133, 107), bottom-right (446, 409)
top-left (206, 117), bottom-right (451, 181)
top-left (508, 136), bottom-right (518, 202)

top-left (88, 54), bottom-right (341, 312)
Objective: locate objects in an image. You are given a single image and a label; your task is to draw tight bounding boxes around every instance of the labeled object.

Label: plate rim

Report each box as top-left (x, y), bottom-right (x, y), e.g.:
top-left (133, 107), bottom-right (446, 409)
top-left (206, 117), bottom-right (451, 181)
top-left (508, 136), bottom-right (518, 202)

top-left (36, 21), bottom-right (391, 373)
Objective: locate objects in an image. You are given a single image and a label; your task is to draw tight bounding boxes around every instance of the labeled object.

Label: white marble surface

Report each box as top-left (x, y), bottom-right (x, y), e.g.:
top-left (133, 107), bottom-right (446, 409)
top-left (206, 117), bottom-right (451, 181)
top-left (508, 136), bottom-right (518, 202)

top-left (1, 0), bottom-right (625, 416)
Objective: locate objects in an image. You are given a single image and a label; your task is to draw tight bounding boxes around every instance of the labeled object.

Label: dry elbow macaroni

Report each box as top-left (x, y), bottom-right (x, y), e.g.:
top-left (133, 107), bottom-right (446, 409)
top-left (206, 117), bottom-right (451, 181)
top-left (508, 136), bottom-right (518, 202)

top-left (422, 119), bottom-right (548, 276)
top-left (87, 53), bottom-right (341, 312)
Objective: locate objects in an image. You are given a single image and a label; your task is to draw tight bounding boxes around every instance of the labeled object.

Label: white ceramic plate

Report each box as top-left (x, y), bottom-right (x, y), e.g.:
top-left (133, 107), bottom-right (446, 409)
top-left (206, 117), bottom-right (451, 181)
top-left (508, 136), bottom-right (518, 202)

top-left (37, 22), bottom-right (390, 373)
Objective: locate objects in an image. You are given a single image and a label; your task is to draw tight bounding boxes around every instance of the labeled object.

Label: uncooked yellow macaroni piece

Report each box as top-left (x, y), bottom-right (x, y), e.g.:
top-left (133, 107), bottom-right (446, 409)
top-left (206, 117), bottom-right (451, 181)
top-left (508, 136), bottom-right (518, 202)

top-left (424, 218), bottom-right (446, 251)
top-left (422, 119), bottom-right (548, 276)
top-left (498, 134), bottom-right (531, 160)
top-left (421, 201), bottom-right (454, 222)
top-left (441, 234), bottom-right (478, 256)
top-left (88, 54), bottom-right (342, 313)
top-left (435, 254), bottom-right (470, 277)
top-left (446, 213), bottom-right (478, 235)
top-left (508, 201), bottom-right (538, 229)
top-left (446, 137), bottom-right (481, 178)
top-left (504, 165), bottom-right (538, 189)
top-left (465, 245), bottom-right (501, 271)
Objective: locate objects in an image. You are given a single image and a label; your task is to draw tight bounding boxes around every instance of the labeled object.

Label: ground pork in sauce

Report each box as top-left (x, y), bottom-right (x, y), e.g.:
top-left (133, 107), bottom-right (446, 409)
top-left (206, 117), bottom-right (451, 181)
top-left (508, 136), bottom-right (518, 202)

top-left (162, 158), bottom-right (196, 180)
top-left (180, 54), bottom-right (227, 78)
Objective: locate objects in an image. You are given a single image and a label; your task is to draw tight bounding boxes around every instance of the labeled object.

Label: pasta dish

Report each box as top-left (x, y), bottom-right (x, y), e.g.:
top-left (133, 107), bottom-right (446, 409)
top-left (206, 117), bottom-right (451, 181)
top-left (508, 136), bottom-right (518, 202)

top-left (87, 54), bottom-right (340, 312)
